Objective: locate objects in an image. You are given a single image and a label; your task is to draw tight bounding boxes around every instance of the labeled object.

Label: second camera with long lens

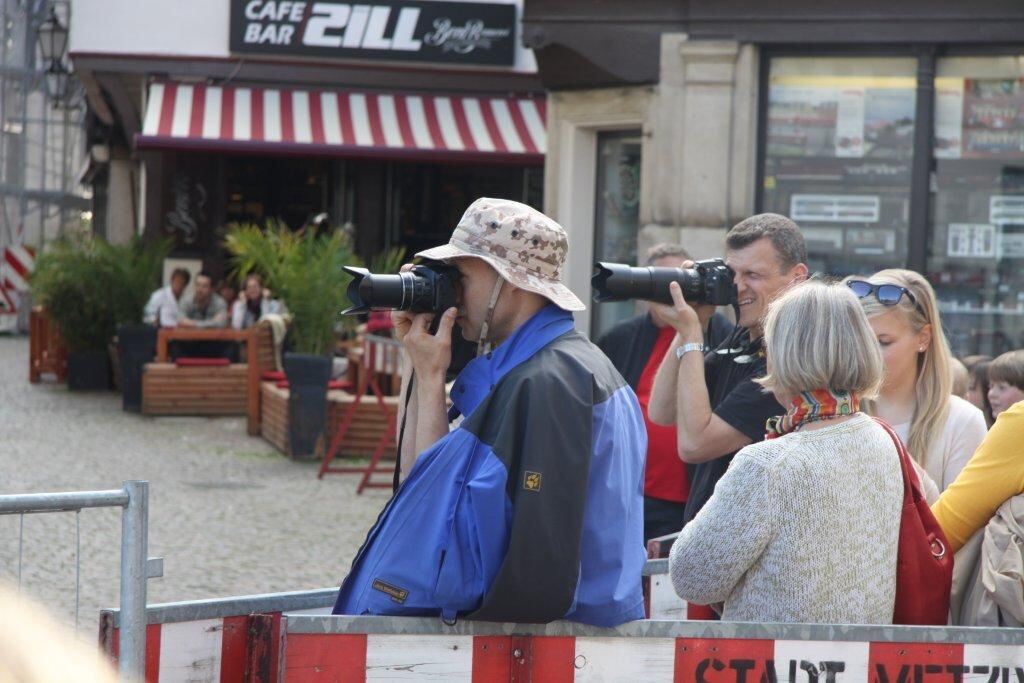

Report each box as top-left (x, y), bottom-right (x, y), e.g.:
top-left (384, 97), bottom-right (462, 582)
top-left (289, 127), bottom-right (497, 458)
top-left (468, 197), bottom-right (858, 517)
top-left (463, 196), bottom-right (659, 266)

top-left (591, 258), bottom-right (737, 306)
top-left (342, 262), bottom-right (460, 316)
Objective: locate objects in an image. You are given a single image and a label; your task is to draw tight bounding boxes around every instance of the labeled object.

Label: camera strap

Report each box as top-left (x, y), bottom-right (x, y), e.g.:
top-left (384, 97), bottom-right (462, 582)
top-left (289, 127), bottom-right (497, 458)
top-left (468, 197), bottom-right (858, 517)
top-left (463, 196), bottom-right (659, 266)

top-left (392, 369), bottom-right (416, 493)
top-left (476, 275), bottom-right (505, 357)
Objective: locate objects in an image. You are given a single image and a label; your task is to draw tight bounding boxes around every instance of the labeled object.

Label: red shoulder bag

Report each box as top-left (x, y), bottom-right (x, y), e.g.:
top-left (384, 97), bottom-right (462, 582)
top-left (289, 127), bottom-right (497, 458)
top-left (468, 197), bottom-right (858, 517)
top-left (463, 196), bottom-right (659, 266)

top-left (873, 417), bottom-right (953, 625)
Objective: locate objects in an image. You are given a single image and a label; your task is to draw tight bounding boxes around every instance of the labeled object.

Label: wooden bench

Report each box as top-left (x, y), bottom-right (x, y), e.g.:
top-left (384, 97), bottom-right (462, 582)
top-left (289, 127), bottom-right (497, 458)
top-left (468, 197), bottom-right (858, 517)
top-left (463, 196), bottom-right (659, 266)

top-left (28, 306), bottom-right (67, 383)
top-left (141, 323), bottom-right (276, 434)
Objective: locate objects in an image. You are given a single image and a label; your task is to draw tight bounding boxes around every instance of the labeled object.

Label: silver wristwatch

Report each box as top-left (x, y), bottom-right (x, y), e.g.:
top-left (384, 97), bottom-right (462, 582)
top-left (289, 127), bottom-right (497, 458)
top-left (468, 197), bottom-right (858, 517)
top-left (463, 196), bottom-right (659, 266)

top-left (675, 342), bottom-right (706, 359)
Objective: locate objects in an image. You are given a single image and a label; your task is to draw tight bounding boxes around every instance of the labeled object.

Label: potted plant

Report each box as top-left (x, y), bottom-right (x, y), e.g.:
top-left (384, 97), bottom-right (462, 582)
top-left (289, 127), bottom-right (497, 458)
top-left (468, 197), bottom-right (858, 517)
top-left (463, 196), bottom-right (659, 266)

top-left (225, 221), bottom-right (357, 458)
top-left (110, 238), bottom-right (173, 411)
top-left (31, 236), bottom-right (163, 391)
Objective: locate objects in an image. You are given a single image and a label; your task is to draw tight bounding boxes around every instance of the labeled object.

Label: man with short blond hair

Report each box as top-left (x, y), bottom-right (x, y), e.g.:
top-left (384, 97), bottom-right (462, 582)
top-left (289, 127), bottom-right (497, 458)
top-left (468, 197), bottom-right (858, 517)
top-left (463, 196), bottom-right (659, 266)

top-left (649, 214), bottom-right (808, 527)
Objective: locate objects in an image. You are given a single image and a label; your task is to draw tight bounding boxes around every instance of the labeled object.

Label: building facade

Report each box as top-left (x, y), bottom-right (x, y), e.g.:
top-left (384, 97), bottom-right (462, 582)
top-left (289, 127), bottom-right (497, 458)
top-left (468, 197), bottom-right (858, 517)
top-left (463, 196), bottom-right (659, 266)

top-left (526, 1), bottom-right (1024, 352)
top-left (70, 0), bottom-right (544, 281)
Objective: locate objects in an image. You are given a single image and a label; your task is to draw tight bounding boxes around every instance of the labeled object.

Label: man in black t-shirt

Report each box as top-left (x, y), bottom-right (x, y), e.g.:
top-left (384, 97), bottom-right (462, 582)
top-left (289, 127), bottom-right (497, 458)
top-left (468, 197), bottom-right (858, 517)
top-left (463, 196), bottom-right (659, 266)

top-left (648, 214), bottom-right (809, 526)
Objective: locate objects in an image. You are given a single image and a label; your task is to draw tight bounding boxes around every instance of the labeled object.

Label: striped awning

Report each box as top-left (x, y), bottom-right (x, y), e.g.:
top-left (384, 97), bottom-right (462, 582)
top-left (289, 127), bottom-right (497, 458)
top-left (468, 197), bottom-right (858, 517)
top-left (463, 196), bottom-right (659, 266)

top-left (136, 82), bottom-right (546, 163)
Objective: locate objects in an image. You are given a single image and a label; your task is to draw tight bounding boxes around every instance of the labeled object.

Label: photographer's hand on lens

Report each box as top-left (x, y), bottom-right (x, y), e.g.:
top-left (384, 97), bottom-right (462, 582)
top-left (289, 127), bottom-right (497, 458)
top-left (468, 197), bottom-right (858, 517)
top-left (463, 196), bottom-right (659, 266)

top-left (403, 307), bottom-right (458, 382)
top-left (652, 281), bottom-right (715, 343)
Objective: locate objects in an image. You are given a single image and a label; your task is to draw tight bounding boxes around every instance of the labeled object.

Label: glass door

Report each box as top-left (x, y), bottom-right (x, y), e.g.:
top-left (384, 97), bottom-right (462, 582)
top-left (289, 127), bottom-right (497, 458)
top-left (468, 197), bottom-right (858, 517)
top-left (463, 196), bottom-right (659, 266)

top-left (591, 129), bottom-right (642, 337)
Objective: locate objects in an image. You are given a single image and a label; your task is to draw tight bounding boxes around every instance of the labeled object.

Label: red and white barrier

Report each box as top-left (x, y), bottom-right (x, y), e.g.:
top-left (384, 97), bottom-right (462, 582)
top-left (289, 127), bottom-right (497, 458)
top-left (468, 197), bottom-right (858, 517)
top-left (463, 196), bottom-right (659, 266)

top-left (99, 591), bottom-right (335, 683)
top-left (279, 629), bottom-right (1024, 682)
top-left (98, 578), bottom-right (1024, 682)
top-left (3, 245), bottom-right (34, 293)
top-left (1, 245), bottom-right (34, 331)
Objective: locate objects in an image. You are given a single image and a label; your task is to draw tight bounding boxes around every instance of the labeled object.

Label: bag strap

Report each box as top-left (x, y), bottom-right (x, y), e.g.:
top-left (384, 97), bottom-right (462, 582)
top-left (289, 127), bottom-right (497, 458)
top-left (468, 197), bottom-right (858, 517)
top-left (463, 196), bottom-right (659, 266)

top-left (871, 416), bottom-right (924, 505)
top-left (871, 416), bottom-right (950, 563)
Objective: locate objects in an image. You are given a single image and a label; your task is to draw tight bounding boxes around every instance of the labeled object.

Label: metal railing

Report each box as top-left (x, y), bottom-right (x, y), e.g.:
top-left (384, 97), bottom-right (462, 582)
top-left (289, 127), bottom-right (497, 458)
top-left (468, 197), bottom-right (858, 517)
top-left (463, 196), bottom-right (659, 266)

top-left (0, 480), bottom-right (151, 681)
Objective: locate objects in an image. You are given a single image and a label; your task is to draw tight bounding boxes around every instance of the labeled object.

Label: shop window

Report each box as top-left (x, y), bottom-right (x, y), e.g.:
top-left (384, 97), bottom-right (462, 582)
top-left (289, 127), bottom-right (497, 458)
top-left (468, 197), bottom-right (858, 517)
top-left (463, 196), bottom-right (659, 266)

top-left (591, 129), bottom-right (642, 338)
top-left (761, 57), bottom-right (918, 277)
top-left (224, 156), bottom-right (331, 229)
top-left (384, 162), bottom-right (543, 258)
top-left (927, 56), bottom-right (1024, 356)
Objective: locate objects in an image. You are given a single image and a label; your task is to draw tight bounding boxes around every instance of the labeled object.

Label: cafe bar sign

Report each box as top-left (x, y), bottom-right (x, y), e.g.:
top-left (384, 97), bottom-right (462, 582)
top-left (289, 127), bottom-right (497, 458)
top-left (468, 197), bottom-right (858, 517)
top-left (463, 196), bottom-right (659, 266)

top-left (230, 0), bottom-right (517, 66)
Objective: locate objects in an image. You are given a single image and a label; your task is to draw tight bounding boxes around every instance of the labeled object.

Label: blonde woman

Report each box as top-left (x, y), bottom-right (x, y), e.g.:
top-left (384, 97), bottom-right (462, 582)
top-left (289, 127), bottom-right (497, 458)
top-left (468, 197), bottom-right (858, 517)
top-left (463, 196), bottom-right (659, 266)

top-left (670, 281), bottom-right (902, 623)
top-left (848, 270), bottom-right (987, 491)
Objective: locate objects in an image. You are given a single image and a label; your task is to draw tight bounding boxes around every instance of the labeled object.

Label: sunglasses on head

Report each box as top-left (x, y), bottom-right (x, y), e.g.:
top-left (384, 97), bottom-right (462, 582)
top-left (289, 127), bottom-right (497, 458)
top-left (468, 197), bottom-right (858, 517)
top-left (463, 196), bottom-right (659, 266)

top-left (846, 279), bottom-right (926, 317)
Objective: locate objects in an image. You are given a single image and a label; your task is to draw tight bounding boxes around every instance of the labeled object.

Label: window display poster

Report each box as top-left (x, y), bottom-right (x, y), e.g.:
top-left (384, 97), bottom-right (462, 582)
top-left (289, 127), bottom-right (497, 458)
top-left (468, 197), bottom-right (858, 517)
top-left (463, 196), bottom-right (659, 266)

top-left (999, 231), bottom-right (1024, 259)
top-left (990, 195), bottom-right (1024, 226)
top-left (947, 223), bottom-right (996, 258)
top-left (847, 228), bottom-right (896, 255)
top-left (835, 89), bottom-right (866, 157)
top-left (863, 88), bottom-right (916, 159)
top-left (767, 86), bottom-right (839, 158)
top-left (802, 226), bottom-right (844, 253)
top-left (935, 84), bottom-right (965, 159)
top-left (963, 78), bottom-right (1024, 159)
top-left (768, 81), bottom-right (915, 160)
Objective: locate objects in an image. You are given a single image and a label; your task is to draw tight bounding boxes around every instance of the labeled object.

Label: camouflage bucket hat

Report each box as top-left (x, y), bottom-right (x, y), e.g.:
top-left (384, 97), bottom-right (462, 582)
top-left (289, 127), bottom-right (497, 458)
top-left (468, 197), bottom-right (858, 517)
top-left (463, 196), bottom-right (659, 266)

top-left (416, 197), bottom-right (586, 312)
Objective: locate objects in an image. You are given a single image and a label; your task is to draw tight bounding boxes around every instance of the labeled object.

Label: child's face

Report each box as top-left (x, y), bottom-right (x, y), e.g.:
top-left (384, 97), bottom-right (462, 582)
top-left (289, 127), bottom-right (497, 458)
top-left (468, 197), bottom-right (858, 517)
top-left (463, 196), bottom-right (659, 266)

top-left (988, 380), bottom-right (1024, 418)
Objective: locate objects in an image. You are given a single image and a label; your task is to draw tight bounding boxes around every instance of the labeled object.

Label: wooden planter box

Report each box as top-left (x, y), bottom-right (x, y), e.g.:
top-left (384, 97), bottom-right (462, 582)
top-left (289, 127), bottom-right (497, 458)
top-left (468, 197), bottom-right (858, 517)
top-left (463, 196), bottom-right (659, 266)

top-left (29, 306), bottom-right (67, 383)
top-left (143, 364), bottom-right (249, 414)
top-left (260, 383), bottom-right (398, 459)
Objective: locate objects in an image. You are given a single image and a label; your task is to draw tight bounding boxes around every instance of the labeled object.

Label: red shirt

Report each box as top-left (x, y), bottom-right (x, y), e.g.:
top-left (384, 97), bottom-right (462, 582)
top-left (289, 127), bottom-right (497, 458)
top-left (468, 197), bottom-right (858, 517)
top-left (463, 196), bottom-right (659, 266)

top-left (636, 326), bottom-right (689, 503)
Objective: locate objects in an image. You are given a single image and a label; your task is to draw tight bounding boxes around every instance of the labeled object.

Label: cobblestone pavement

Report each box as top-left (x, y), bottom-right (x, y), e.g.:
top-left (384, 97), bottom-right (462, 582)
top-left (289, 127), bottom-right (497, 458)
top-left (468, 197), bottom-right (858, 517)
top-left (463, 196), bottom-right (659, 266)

top-left (0, 335), bottom-right (390, 634)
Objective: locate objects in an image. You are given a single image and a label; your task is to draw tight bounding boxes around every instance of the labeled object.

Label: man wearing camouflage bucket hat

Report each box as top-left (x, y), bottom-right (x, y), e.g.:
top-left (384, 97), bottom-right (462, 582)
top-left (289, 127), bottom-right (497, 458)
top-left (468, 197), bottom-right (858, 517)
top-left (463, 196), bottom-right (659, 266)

top-left (333, 198), bottom-right (648, 627)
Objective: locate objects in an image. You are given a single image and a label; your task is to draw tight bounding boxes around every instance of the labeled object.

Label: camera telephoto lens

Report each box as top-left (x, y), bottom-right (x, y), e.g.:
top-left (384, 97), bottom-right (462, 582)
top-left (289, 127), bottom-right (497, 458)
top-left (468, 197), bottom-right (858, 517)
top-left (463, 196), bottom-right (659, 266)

top-left (342, 264), bottom-right (460, 316)
top-left (591, 259), bottom-right (736, 307)
top-left (342, 267), bottom-right (407, 314)
top-left (592, 263), bottom-right (702, 305)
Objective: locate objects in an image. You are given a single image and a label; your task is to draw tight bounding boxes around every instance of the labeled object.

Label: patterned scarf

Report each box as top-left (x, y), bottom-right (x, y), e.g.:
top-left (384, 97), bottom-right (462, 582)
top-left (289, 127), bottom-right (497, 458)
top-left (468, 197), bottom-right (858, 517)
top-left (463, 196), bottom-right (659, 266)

top-left (765, 389), bottom-right (860, 439)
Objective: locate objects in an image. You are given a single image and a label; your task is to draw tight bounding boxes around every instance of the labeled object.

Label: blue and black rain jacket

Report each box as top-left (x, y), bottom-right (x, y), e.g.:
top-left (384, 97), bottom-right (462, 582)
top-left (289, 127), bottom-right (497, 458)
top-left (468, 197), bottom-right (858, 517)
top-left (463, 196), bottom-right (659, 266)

top-left (333, 304), bottom-right (647, 627)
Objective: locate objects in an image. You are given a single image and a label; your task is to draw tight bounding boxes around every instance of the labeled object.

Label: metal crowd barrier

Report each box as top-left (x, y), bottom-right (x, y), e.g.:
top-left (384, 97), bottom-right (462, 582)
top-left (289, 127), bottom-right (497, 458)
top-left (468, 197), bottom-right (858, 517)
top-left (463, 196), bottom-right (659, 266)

top-left (100, 586), bottom-right (1024, 681)
top-left (0, 480), bottom-right (154, 681)
top-left (97, 559), bottom-right (676, 680)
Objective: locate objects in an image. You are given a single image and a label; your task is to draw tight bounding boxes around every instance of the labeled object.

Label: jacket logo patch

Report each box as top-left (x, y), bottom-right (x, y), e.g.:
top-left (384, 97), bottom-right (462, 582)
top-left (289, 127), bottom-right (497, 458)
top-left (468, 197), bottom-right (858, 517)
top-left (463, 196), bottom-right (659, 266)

top-left (372, 579), bottom-right (409, 604)
top-left (524, 471), bottom-right (542, 492)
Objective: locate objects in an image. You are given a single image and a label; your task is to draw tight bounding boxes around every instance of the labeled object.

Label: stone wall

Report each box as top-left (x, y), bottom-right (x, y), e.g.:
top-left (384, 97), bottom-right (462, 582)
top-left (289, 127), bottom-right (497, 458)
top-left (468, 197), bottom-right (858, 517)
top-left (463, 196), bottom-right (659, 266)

top-left (543, 36), bottom-right (760, 332)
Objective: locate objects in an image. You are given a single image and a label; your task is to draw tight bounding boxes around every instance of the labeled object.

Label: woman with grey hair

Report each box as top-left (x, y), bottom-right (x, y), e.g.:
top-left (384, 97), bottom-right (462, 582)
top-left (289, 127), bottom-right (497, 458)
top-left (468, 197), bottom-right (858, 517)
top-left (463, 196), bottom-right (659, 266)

top-left (669, 280), bottom-right (903, 623)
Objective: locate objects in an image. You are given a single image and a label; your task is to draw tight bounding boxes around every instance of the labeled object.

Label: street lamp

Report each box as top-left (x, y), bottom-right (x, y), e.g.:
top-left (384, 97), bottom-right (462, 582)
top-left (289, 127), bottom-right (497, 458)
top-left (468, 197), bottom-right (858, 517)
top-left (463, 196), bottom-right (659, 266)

top-left (44, 61), bottom-right (70, 102)
top-left (36, 6), bottom-right (68, 63)
top-left (37, 5), bottom-right (74, 107)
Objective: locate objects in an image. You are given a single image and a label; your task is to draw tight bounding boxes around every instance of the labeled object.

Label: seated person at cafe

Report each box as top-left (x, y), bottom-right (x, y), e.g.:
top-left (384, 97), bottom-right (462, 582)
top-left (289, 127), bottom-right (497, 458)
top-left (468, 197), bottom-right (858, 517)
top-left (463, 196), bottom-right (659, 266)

top-left (231, 273), bottom-right (287, 330)
top-left (179, 272), bottom-right (228, 329)
top-left (143, 268), bottom-right (190, 328)
top-left (175, 272), bottom-right (230, 359)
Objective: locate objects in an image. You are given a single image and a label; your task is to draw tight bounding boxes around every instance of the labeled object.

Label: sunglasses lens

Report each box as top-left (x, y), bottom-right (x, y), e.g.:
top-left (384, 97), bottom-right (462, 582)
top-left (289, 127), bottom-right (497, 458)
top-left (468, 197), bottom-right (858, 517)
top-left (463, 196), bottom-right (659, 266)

top-left (876, 285), bottom-right (903, 306)
top-left (847, 281), bottom-right (872, 298)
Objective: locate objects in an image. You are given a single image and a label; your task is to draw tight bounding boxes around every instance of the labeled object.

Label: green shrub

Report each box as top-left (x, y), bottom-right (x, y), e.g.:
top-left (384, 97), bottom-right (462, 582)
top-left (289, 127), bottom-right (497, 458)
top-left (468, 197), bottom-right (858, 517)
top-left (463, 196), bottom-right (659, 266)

top-left (224, 221), bottom-right (359, 356)
top-left (31, 236), bottom-right (171, 352)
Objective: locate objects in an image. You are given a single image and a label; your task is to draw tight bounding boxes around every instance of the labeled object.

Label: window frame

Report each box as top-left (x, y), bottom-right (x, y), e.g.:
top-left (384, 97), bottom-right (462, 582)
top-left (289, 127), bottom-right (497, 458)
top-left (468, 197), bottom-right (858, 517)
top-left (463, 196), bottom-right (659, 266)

top-left (755, 43), bottom-right (1024, 273)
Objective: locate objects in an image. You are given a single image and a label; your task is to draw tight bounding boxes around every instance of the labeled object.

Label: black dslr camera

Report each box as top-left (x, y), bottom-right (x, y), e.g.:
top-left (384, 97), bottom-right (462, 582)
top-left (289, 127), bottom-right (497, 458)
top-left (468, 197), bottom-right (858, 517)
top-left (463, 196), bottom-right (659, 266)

top-left (591, 258), bottom-right (737, 307)
top-left (342, 263), bottom-right (460, 316)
